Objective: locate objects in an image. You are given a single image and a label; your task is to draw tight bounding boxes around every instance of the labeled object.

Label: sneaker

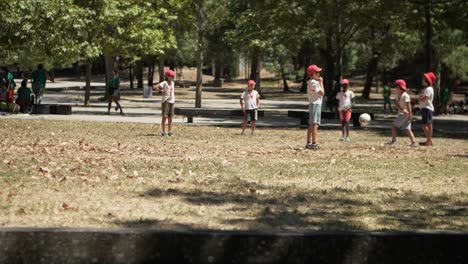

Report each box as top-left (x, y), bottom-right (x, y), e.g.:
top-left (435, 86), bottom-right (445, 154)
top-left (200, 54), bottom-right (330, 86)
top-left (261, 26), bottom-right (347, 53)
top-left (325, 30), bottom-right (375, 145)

top-left (339, 138), bottom-right (346, 141)
top-left (344, 137), bottom-right (350, 142)
top-left (168, 131), bottom-right (174, 137)
top-left (120, 112), bottom-right (125, 116)
top-left (418, 141), bottom-right (427, 146)
top-left (240, 132), bottom-right (246, 136)
top-left (306, 143), bottom-right (319, 149)
top-left (250, 132), bottom-right (255, 136)
top-left (161, 132), bottom-right (168, 137)
top-left (385, 140), bottom-right (397, 145)
top-left (409, 142), bottom-right (418, 148)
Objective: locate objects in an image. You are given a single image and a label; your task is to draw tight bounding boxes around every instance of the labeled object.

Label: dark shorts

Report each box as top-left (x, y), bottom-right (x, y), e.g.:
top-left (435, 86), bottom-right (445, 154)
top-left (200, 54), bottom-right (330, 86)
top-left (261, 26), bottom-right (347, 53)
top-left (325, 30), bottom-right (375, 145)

top-left (421, 108), bottom-right (433, 124)
top-left (161, 101), bottom-right (174, 117)
top-left (384, 96), bottom-right (391, 104)
top-left (245, 109), bottom-right (258, 121)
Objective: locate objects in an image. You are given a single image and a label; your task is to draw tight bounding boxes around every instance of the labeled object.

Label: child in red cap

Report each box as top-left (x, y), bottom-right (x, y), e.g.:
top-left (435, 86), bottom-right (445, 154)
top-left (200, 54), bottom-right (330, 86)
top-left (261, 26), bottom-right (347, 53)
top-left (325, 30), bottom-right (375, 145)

top-left (153, 70), bottom-right (176, 136)
top-left (305, 64), bottom-right (324, 149)
top-left (336, 79), bottom-right (355, 142)
top-left (240, 80), bottom-right (260, 135)
top-left (386, 79), bottom-right (417, 147)
top-left (419, 72), bottom-right (435, 146)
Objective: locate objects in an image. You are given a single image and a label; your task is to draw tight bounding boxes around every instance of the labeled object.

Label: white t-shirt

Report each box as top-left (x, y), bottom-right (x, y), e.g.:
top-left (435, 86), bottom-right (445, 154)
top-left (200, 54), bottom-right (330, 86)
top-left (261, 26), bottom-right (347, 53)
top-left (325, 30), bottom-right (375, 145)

top-left (336, 90), bottom-right (355, 111)
top-left (159, 80), bottom-right (175, 103)
top-left (420, 86), bottom-right (434, 111)
top-left (241, 90), bottom-right (260, 110)
top-left (307, 79), bottom-right (322, 104)
top-left (397, 92), bottom-right (411, 115)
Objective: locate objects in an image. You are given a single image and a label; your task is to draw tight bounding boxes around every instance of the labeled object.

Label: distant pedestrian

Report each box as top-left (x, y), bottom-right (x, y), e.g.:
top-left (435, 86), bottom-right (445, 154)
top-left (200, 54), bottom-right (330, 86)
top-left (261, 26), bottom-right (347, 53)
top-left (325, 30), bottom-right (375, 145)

top-left (107, 70), bottom-right (124, 115)
top-left (153, 70), bottom-right (176, 136)
top-left (441, 86), bottom-right (450, 115)
top-left (386, 79), bottom-right (417, 147)
top-left (305, 64), bottom-right (324, 149)
top-left (240, 80), bottom-right (261, 135)
top-left (382, 81), bottom-right (393, 114)
top-left (31, 64), bottom-right (47, 104)
top-left (2, 66), bottom-right (16, 103)
top-left (336, 79), bottom-right (355, 142)
top-left (419, 72), bottom-right (435, 146)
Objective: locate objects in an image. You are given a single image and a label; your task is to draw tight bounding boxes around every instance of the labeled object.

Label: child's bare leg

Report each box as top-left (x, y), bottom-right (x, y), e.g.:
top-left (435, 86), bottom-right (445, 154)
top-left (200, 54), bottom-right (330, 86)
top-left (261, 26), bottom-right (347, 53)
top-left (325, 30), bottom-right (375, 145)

top-left (341, 121), bottom-right (346, 138)
top-left (107, 97), bottom-right (112, 113)
top-left (405, 129), bottom-right (416, 143)
top-left (426, 124), bottom-right (433, 145)
top-left (114, 98), bottom-right (123, 114)
top-left (391, 126), bottom-right (397, 142)
top-left (241, 115), bottom-right (247, 134)
top-left (307, 125), bottom-right (313, 143)
top-left (251, 121), bottom-right (256, 133)
top-left (168, 117), bottom-right (172, 132)
top-left (421, 124), bottom-right (428, 140)
top-left (162, 117), bottom-right (167, 132)
top-left (345, 121), bottom-right (350, 138)
top-left (312, 124), bottom-right (318, 144)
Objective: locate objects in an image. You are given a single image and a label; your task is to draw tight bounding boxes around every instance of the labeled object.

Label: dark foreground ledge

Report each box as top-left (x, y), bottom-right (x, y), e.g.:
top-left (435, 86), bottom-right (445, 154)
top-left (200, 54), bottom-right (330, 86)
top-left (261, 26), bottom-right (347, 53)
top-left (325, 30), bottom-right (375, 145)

top-left (0, 228), bottom-right (467, 264)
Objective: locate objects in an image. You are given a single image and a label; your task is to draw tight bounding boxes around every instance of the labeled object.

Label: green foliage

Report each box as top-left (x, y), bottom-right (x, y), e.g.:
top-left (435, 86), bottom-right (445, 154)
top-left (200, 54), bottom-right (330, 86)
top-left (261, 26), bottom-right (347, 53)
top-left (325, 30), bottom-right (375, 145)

top-left (443, 45), bottom-right (468, 80)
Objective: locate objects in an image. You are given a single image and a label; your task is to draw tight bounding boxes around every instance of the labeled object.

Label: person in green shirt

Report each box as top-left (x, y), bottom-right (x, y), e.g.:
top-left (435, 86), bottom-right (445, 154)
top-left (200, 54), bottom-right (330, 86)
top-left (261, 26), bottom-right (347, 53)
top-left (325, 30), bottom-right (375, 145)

top-left (31, 64), bottom-right (47, 104)
top-left (15, 79), bottom-right (33, 113)
top-left (441, 87), bottom-right (450, 115)
top-left (107, 70), bottom-right (124, 115)
top-left (382, 81), bottom-right (393, 114)
top-left (2, 66), bottom-right (16, 103)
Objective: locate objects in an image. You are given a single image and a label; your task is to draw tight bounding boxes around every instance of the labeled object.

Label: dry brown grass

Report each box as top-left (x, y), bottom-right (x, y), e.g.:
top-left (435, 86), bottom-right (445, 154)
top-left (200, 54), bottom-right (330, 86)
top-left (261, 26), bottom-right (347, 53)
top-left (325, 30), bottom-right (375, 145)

top-left (0, 119), bottom-right (467, 231)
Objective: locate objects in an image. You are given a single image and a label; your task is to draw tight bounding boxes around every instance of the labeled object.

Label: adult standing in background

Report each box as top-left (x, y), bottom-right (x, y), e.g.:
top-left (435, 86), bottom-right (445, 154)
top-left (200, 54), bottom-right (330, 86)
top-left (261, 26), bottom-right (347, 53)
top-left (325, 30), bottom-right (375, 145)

top-left (31, 64), bottom-right (47, 104)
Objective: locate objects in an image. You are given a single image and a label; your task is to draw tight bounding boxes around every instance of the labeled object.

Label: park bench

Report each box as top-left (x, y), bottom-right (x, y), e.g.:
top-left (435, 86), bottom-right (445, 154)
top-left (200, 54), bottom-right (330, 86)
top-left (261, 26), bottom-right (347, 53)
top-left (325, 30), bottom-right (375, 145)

top-left (288, 110), bottom-right (374, 127)
top-left (32, 104), bottom-right (72, 115)
top-left (175, 107), bottom-right (265, 123)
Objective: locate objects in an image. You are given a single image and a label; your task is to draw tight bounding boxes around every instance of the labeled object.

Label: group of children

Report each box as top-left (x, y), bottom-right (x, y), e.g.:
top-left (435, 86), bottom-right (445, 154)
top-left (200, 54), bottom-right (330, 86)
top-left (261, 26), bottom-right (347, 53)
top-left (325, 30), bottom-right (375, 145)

top-left (121, 65), bottom-right (437, 149)
top-left (304, 65), bottom-right (435, 149)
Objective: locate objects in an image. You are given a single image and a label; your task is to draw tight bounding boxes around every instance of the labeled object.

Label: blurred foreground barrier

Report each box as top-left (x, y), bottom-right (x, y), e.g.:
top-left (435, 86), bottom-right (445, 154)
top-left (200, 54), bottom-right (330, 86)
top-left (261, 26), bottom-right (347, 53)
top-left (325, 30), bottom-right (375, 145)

top-left (0, 228), bottom-right (466, 263)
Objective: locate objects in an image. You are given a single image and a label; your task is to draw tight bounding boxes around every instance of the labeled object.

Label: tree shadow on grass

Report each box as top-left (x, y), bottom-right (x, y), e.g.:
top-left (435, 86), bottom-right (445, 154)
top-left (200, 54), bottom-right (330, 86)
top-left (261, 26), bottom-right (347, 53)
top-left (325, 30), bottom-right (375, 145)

top-left (114, 178), bottom-right (467, 231)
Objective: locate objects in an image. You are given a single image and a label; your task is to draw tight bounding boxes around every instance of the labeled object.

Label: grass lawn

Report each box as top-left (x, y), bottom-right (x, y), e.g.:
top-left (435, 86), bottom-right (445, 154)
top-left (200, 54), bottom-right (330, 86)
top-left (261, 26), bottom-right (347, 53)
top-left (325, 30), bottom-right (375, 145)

top-left (0, 119), bottom-right (467, 231)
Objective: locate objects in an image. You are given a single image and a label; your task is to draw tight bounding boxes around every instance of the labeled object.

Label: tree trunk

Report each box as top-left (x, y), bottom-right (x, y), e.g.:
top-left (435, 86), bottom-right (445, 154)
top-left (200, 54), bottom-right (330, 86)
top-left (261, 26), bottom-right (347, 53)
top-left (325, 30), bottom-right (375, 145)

top-left (147, 62), bottom-right (155, 87)
top-left (195, 0), bottom-right (205, 108)
top-left (158, 57), bottom-right (165, 83)
top-left (362, 52), bottom-right (380, 99)
top-left (424, 0), bottom-right (433, 71)
top-left (84, 61), bottom-right (92, 106)
top-left (249, 49), bottom-right (262, 96)
top-left (136, 60), bottom-right (144, 89)
top-left (213, 62), bottom-right (223, 87)
top-left (280, 64), bottom-right (289, 92)
top-left (433, 61), bottom-right (441, 115)
top-left (323, 33), bottom-right (335, 96)
top-left (300, 67), bottom-right (308, 93)
top-left (104, 55), bottom-right (115, 100)
top-left (49, 69), bottom-right (55, 83)
top-left (129, 66), bottom-right (134, 89)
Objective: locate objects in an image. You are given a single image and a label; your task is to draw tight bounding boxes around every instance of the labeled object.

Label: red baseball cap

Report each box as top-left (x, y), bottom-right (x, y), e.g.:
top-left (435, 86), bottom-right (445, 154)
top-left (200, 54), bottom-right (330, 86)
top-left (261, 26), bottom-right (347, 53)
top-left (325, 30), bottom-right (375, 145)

top-left (307, 64), bottom-right (322, 76)
top-left (341, 79), bottom-right (349, 85)
top-left (424, 72), bottom-right (436, 85)
top-left (247, 80), bottom-right (256, 86)
top-left (165, 70), bottom-right (175, 77)
top-left (394, 79), bottom-right (407, 91)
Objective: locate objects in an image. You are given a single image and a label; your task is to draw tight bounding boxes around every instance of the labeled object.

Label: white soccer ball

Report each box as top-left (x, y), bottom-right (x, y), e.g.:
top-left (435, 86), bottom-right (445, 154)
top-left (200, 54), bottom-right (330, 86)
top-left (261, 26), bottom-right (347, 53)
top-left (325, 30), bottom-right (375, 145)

top-left (359, 113), bottom-right (371, 126)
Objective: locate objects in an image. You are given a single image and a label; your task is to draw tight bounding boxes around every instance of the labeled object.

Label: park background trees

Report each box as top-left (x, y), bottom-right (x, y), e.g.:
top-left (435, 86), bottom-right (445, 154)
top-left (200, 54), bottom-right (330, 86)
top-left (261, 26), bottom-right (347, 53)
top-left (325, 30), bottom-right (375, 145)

top-left (0, 0), bottom-right (466, 111)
